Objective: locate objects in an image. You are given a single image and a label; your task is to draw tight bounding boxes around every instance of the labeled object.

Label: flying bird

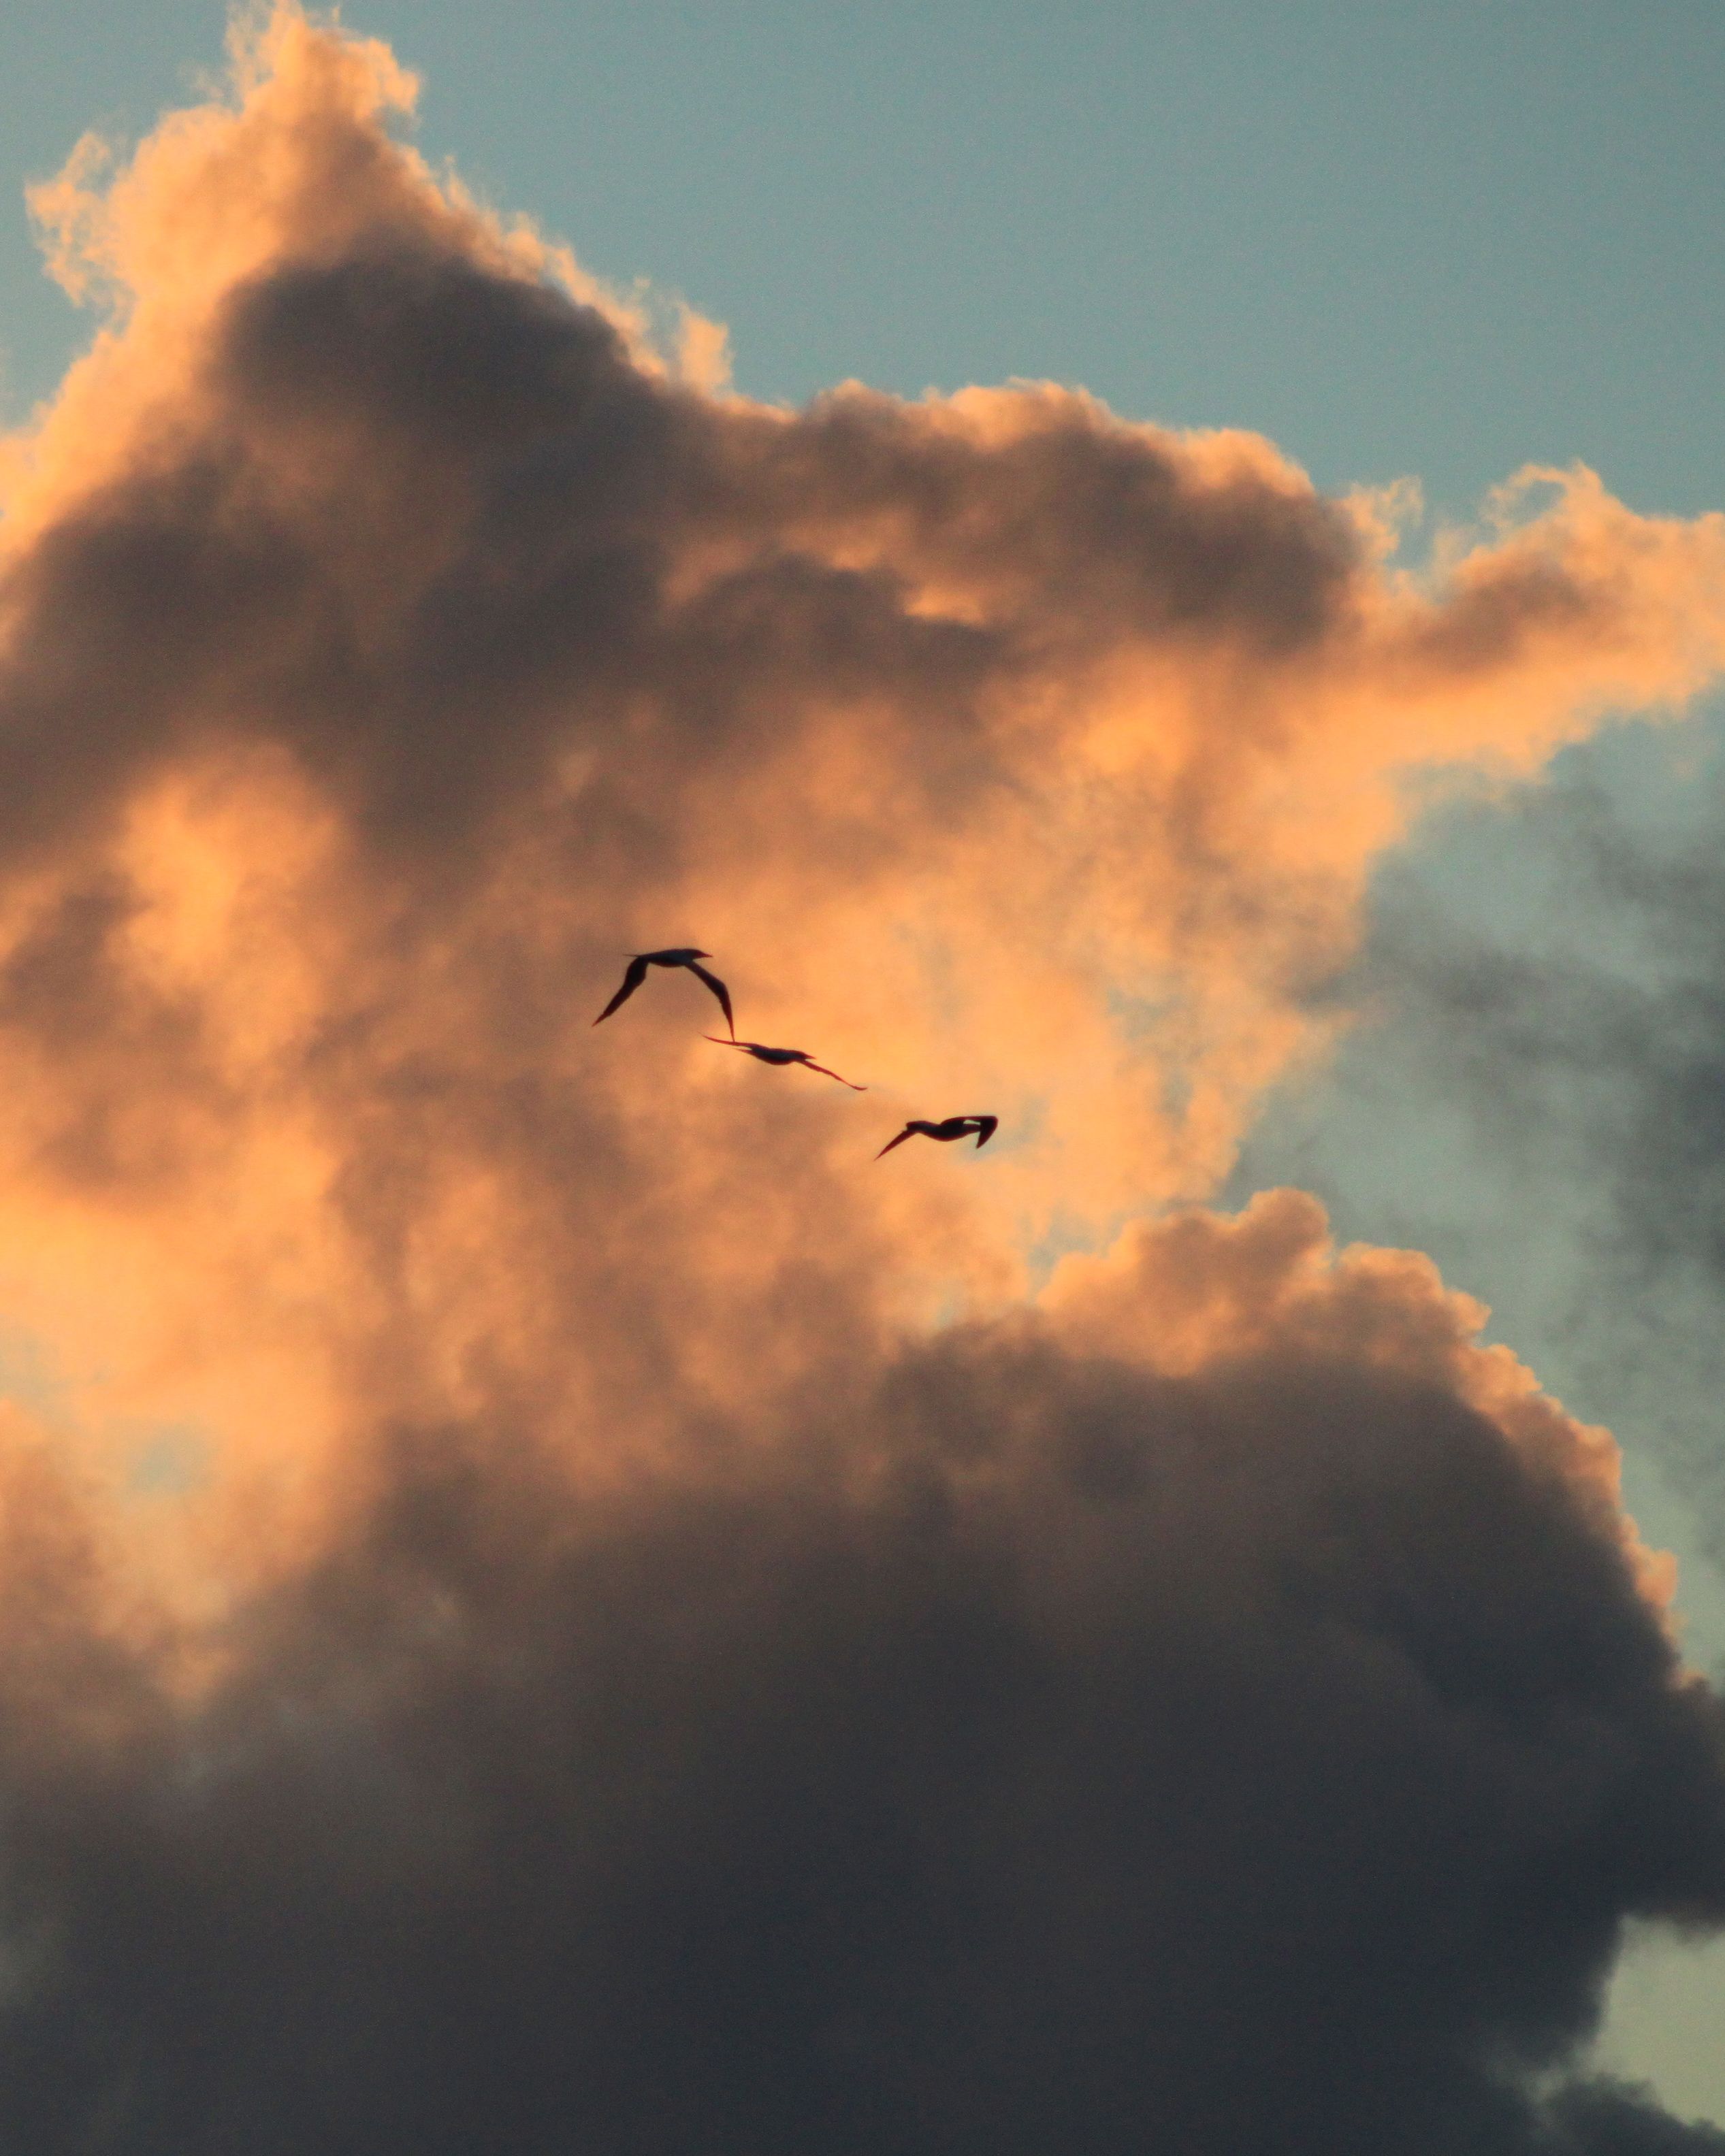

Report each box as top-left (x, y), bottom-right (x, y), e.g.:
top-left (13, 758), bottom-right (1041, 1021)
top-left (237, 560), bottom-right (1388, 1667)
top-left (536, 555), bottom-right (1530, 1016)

top-left (594, 949), bottom-right (734, 1037)
top-left (875, 1115), bottom-right (999, 1158)
top-left (705, 1038), bottom-right (867, 1090)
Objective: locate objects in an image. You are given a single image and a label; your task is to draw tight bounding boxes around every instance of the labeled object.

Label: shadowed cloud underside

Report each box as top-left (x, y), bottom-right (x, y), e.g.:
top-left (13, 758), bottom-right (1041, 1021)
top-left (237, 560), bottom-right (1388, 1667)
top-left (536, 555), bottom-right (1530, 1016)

top-left (0, 9), bottom-right (1724, 2151)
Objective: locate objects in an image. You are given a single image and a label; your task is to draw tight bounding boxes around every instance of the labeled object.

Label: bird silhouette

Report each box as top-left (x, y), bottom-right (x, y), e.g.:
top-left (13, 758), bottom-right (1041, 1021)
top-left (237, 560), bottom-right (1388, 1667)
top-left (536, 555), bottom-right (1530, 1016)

top-left (875, 1115), bottom-right (998, 1158)
top-left (594, 949), bottom-right (734, 1037)
top-left (705, 1038), bottom-right (867, 1090)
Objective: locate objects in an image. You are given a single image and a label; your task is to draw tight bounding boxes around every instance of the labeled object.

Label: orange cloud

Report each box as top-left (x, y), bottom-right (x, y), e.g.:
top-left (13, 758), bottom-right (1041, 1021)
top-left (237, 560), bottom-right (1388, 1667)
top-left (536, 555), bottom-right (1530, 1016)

top-left (0, 13), bottom-right (1719, 2146)
top-left (0, 0), bottom-right (1714, 1558)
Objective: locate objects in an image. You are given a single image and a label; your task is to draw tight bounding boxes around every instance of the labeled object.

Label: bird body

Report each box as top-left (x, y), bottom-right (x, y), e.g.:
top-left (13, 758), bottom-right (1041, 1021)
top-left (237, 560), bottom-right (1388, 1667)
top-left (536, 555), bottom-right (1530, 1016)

top-left (594, 949), bottom-right (734, 1036)
top-left (875, 1115), bottom-right (998, 1158)
top-left (705, 1038), bottom-right (867, 1090)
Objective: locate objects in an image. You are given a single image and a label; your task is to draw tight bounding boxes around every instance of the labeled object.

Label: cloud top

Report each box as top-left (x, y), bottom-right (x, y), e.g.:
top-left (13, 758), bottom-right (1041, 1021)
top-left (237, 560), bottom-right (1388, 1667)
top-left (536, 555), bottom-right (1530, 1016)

top-left (0, 10), bottom-right (1720, 2149)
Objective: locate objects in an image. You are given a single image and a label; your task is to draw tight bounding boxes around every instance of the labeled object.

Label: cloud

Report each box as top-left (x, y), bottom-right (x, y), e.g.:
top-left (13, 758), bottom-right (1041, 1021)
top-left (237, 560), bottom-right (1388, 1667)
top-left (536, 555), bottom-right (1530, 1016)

top-left (0, 6), bottom-right (1721, 2148)
top-left (5, 1196), bottom-right (1725, 2155)
top-left (1540, 2084), bottom-right (1725, 2154)
top-left (1247, 745), bottom-right (1725, 1567)
top-left (5, 13), bottom-right (1725, 1257)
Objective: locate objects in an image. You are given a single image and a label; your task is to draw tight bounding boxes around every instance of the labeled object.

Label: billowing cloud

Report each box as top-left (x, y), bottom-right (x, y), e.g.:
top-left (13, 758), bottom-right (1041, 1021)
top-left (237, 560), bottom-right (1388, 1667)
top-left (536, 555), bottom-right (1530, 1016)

top-left (0, 7), bottom-right (1723, 2149)
top-left (5, 1193), bottom-right (1725, 2155)
top-left (1261, 748), bottom-right (1725, 1569)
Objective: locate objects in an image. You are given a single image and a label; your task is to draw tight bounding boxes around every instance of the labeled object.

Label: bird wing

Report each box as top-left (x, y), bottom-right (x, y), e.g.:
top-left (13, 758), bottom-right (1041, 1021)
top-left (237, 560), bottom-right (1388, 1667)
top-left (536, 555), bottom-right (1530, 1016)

top-left (875, 1126), bottom-right (916, 1158)
top-left (972, 1117), bottom-right (999, 1147)
top-left (688, 962), bottom-right (735, 1039)
top-left (593, 954), bottom-right (651, 1025)
top-left (802, 1059), bottom-right (867, 1090)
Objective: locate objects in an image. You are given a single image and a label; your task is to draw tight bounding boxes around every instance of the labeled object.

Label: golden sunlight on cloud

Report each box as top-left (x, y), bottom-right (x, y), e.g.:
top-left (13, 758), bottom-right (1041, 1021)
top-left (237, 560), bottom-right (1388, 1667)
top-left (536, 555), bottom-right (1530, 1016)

top-left (0, 0), bottom-right (1719, 1501)
top-left (0, 12), bottom-right (1720, 2151)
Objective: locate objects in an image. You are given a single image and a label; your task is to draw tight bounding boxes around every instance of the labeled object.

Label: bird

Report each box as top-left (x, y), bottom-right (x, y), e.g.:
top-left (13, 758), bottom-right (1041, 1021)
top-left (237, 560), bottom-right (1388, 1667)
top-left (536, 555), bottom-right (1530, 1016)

top-left (875, 1115), bottom-right (999, 1158)
top-left (594, 949), bottom-right (734, 1038)
top-left (705, 1038), bottom-right (867, 1090)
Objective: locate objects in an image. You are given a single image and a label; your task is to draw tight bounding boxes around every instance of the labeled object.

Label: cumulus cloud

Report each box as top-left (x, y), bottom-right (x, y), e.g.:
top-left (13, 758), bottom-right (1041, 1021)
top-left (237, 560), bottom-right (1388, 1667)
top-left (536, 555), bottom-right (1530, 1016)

top-left (1264, 746), bottom-right (1725, 1568)
top-left (0, 7), bottom-right (1723, 2149)
top-left (6, 1195), bottom-right (1725, 2155)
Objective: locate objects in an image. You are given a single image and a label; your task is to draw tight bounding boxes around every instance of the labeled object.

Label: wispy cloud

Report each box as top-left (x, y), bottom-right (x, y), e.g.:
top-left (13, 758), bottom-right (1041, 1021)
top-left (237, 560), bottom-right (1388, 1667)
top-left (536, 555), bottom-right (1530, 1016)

top-left (0, 9), bottom-right (1721, 2149)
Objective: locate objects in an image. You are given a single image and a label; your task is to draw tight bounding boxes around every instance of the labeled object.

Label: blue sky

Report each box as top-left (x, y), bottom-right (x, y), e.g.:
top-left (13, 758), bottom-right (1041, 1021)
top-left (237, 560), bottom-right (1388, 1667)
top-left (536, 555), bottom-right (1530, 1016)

top-left (5, 0), bottom-right (1725, 2125)
top-left (7, 3), bottom-right (1725, 527)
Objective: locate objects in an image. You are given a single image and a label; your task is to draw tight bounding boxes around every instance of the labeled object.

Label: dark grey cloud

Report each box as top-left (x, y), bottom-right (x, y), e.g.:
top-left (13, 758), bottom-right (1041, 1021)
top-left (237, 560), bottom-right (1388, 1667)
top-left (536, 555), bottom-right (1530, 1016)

top-left (1250, 745), bottom-right (1725, 1561)
top-left (1541, 2083), bottom-right (1725, 2155)
top-left (1, 1322), bottom-right (1723, 2156)
top-left (0, 14), bottom-right (1722, 2152)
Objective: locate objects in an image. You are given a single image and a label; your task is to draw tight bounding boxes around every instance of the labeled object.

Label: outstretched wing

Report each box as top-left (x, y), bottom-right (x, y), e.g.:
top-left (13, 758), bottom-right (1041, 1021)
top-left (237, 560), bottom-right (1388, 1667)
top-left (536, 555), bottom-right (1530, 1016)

top-left (971, 1117), bottom-right (999, 1147)
top-left (593, 954), bottom-right (650, 1026)
top-left (803, 1059), bottom-right (867, 1091)
top-left (688, 962), bottom-right (735, 1039)
top-left (875, 1126), bottom-right (916, 1159)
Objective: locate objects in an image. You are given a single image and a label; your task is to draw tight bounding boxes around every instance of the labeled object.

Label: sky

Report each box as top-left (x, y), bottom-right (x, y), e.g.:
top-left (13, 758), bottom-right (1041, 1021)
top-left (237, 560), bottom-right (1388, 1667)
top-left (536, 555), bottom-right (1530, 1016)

top-left (10, 2), bottom-right (1725, 522)
top-left (2, 5), bottom-right (1725, 2149)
